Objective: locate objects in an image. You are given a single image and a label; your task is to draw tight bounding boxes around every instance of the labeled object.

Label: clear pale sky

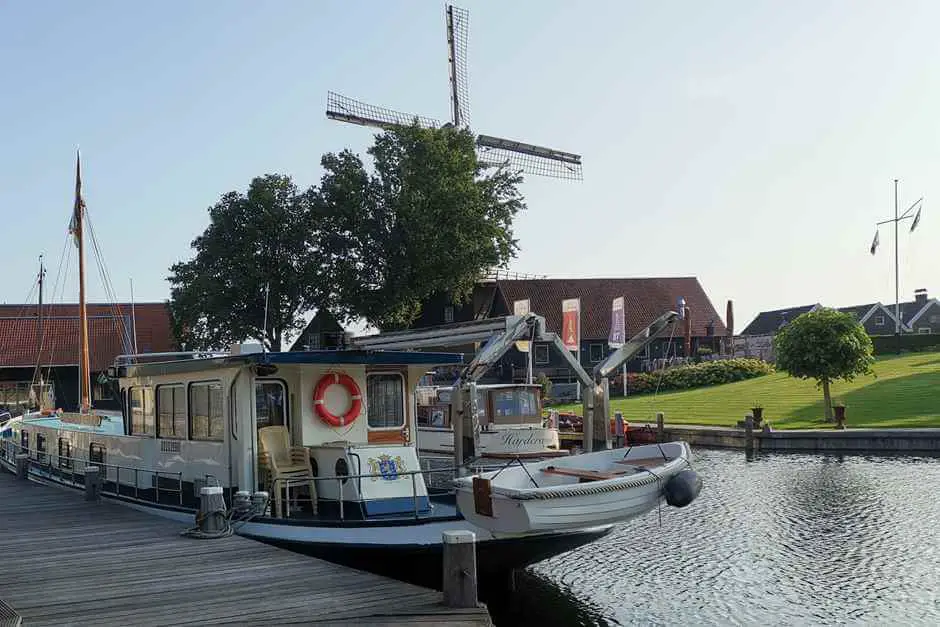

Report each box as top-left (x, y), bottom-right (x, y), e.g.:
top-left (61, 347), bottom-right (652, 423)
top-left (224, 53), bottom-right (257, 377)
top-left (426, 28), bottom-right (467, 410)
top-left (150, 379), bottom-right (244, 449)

top-left (1, 0), bottom-right (937, 333)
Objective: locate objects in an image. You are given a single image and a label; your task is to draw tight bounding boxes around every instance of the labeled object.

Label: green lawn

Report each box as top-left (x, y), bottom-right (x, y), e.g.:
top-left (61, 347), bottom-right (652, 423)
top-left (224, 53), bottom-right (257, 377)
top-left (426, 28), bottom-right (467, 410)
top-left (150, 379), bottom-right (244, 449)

top-left (553, 351), bottom-right (940, 429)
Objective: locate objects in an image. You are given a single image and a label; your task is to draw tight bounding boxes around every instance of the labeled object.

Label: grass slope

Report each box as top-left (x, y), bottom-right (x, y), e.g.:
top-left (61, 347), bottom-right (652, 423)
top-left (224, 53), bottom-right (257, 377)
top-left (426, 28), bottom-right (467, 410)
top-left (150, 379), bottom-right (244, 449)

top-left (554, 352), bottom-right (940, 429)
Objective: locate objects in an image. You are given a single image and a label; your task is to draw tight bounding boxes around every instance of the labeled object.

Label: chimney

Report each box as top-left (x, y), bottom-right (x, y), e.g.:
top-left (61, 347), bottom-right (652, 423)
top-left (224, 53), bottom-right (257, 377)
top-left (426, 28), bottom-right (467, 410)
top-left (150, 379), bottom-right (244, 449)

top-left (915, 289), bottom-right (928, 304)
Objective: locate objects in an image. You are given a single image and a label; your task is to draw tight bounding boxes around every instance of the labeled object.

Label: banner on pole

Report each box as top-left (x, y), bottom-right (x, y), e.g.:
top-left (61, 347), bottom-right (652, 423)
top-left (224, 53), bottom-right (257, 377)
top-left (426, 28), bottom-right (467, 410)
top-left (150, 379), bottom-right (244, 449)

top-left (562, 298), bottom-right (581, 354)
top-left (609, 296), bottom-right (625, 348)
top-left (513, 299), bottom-right (530, 352)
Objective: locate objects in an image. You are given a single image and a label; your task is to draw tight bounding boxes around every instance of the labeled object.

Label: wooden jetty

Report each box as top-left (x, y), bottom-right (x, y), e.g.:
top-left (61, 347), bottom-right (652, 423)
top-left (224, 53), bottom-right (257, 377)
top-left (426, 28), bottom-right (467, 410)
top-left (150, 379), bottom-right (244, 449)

top-left (0, 472), bottom-right (492, 626)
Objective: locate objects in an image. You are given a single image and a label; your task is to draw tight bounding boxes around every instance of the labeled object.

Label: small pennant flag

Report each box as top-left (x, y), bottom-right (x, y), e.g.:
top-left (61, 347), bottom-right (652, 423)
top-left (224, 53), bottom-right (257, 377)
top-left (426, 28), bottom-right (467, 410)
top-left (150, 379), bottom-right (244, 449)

top-left (870, 230), bottom-right (880, 255)
top-left (910, 205), bottom-right (922, 232)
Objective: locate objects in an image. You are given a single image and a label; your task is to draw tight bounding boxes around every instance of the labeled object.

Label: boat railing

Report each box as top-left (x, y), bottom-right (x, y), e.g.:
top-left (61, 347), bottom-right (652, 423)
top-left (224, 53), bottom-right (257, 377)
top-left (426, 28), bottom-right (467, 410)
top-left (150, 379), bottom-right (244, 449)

top-left (3, 439), bottom-right (197, 507)
top-left (270, 459), bottom-right (488, 521)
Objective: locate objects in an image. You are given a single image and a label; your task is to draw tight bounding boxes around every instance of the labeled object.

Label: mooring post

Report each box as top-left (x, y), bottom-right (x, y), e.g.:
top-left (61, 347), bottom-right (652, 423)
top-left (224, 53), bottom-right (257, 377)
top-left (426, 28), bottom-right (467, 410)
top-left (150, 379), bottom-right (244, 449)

top-left (442, 530), bottom-right (478, 609)
top-left (84, 465), bottom-right (101, 502)
top-left (744, 414), bottom-right (755, 453)
top-left (656, 412), bottom-right (665, 443)
top-left (14, 453), bottom-right (28, 480)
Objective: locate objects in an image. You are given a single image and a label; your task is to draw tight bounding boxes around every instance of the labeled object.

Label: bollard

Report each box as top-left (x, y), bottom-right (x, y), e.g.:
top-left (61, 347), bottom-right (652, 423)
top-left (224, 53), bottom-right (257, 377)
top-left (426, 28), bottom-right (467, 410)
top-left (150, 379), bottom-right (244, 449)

top-left (84, 465), bottom-right (101, 502)
top-left (442, 530), bottom-right (478, 608)
top-left (744, 414), bottom-right (755, 454)
top-left (15, 453), bottom-right (29, 480)
top-left (656, 412), bottom-right (665, 443)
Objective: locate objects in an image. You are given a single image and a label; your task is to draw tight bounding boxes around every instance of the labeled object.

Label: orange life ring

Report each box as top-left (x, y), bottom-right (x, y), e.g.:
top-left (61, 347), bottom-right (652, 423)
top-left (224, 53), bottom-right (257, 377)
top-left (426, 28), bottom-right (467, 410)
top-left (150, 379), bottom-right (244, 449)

top-left (313, 373), bottom-right (362, 427)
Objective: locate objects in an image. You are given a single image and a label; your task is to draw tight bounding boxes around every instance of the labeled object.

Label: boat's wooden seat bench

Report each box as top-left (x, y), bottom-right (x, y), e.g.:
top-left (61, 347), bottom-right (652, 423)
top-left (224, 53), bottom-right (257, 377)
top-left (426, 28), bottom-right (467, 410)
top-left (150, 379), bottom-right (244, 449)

top-left (541, 466), bottom-right (628, 482)
top-left (614, 457), bottom-right (673, 468)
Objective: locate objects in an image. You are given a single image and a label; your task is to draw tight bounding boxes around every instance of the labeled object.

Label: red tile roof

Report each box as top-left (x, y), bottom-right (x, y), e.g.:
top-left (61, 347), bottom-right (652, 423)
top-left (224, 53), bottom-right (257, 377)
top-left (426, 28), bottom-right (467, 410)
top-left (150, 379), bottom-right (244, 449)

top-left (0, 303), bottom-right (175, 371)
top-left (493, 278), bottom-right (727, 340)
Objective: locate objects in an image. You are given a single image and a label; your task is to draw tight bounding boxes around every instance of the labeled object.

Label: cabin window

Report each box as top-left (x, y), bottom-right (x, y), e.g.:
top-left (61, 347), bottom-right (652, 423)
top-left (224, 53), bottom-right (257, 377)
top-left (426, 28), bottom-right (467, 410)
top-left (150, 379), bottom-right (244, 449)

top-left (36, 432), bottom-right (47, 463)
top-left (589, 343), bottom-right (605, 363)
top-left (58, 438), bottom-right (72, 470)
top-left (157, 385), bottom-right (187, 439)
top-left (89, 443), bottom-right (105, 465)
top-left (93, 382), bottom-right (113, 401)
top-left (129, 387), bottom-right (156, 437)
top-left (367, 373), bottom-right (405, 429)
top-left (255, 380), bottom-right (287, 429)
top-left (417, 403), bottom-right (450, 428)
top-left (534, 344), bottom-right (550, 365)
top-left (189, 381), bottom-right (224, 441)
top-left (490, 388), bottom-right (541, 425)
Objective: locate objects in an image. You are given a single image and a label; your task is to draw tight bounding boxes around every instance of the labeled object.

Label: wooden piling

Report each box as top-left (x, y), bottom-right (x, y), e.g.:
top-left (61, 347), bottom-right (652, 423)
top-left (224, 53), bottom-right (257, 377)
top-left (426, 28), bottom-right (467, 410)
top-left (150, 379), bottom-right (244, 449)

top-left (614, 411), bottom-right (625, 448)
top-left (14, 454), bottom-right (28, 481)
top-left (656, 412), bottom-right (665, 443)
top-left (442, 530), bottom-right (478, 609)
top-left (84, 465), bottom-right (101, 502)
top-left (744, 415), bottom-right (755, 452)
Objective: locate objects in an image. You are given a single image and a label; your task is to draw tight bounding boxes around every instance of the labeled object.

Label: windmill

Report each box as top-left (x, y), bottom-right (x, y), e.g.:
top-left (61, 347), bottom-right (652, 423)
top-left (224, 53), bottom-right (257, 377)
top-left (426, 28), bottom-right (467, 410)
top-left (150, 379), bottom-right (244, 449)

top-left (326, 4), bottom-right (582, 181)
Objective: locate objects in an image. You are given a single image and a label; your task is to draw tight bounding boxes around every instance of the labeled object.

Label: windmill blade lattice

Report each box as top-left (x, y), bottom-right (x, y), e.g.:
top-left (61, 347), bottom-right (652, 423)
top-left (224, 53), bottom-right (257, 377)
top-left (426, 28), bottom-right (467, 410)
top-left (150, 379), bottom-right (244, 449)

top-left (327, 92), bottom-right (443, 131)
top-left (446, 4), bottom-right (471, 127)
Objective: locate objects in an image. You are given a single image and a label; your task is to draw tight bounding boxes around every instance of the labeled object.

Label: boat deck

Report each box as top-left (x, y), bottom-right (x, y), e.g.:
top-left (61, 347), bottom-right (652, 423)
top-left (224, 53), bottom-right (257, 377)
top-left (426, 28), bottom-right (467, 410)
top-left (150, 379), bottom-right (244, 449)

top-left (0, 473), bottom-right (492, 626)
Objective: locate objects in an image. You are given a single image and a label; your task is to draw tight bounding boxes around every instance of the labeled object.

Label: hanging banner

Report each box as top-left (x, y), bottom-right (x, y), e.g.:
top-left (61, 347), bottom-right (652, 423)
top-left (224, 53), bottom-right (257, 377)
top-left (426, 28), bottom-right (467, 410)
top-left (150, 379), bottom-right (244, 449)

top-left (609, 296), bottom-right (625, 348)
top-left (562, 298), bottom-right (580, 354)
top-left (513, 299), bottom-right (531, 353)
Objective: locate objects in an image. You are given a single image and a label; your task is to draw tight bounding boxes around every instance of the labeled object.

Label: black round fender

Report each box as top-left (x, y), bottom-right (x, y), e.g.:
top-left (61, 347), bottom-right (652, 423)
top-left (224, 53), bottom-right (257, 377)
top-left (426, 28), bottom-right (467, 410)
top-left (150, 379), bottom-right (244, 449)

top-left (664, 469), bottom-right (703, 508)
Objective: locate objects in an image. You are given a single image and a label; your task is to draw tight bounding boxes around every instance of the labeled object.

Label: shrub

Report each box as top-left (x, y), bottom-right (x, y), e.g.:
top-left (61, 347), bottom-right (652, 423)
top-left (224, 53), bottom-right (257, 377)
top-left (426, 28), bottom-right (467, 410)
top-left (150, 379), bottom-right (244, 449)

top-left (613, 358), bottom-right (774, 396)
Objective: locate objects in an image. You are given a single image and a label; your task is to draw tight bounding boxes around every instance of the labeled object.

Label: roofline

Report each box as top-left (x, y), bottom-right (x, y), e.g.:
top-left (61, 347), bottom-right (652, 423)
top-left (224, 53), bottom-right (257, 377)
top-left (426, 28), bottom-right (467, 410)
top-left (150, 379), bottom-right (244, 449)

top-left (491, 275), bottom-right (703, 282)
top-left (907, 298), bottom-right (940, 326)
top-left (867, 302), bottom-right (913, 332)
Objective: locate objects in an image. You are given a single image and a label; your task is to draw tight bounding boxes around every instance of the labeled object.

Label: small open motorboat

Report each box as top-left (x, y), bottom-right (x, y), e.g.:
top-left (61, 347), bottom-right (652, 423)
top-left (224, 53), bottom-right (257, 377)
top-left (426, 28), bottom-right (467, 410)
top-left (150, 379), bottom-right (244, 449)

top-left (453, 441), bottom-right (702, 537)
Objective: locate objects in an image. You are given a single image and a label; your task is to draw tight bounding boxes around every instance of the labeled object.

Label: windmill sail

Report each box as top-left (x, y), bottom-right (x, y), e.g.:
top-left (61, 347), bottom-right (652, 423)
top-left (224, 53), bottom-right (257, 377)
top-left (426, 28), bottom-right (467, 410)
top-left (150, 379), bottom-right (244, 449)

top-left (325, 4), bottom-right (583, 181)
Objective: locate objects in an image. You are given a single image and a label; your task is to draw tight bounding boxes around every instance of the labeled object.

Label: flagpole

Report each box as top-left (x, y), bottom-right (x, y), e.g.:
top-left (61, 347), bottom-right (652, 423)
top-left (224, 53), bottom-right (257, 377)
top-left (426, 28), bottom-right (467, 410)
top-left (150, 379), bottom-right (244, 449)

top-left (871, 178), bottom-right (924, 356)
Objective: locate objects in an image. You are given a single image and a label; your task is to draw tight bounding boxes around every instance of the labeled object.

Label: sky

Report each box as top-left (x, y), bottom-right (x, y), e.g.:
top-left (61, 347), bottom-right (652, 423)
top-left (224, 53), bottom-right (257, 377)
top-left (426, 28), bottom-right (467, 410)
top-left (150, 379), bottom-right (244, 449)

top-left (1, 0), bottom-right (938, 335)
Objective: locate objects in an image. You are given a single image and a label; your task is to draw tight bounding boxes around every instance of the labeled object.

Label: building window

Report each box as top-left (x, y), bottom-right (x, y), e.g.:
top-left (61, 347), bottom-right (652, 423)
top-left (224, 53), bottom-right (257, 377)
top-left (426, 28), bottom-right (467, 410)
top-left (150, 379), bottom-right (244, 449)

top-left (918, 328), bottom-right (931, 335)
top-left (444, 306), bottom-right (454, 323)
top-left (129, 387), bottom-right (156, 437)
top-left (367, 373), bottom-right (405, 429)
top-left (255, 380), bottom-right (287, 429)
top-left (874, 315), bottom-right (886, 326)
top-left (589, 343), bottom-right (605, 363)
top-left (930, 314), bottom-right (940, 324)
top-left (157, 385), bottom-right (187, 439)
top-left (534, 344), bottom-right (550, 365)
top-left (189, 382), bottom-right (224, 441)
top-left (58, 438), bottom-right (72, 469)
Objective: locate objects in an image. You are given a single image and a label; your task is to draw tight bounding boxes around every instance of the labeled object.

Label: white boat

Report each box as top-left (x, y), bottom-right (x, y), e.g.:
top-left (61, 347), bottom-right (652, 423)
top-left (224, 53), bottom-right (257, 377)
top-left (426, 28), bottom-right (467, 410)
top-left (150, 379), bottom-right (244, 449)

top-left (416, 383), bottom-right (566, 460)
top-left (453, 441), bottom-right (701, 537)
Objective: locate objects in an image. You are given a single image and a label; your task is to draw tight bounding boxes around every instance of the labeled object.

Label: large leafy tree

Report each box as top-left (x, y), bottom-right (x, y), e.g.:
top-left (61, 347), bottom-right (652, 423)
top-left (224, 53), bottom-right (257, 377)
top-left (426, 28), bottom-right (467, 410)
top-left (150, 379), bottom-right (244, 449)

top-left (773, 308), bottom-right (875, 422)
top-left (314, 123), bottom-right (525, 330)
top-left (168, 174), bottom-right (323, 351)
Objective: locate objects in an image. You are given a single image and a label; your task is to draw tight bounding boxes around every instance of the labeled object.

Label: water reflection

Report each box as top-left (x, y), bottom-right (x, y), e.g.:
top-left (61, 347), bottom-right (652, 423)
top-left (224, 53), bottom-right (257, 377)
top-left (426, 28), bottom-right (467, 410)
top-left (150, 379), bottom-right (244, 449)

top-left (512, 449), bottom-right (940, 626)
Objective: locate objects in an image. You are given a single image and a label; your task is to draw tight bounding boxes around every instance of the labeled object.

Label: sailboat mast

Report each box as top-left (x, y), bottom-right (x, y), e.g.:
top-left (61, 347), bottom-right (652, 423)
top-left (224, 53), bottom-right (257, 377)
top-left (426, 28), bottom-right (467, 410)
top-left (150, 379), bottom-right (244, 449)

top-left (36, 255), bottom-right (44, 370)
top-left (75, 151), bottom-right (92, 412)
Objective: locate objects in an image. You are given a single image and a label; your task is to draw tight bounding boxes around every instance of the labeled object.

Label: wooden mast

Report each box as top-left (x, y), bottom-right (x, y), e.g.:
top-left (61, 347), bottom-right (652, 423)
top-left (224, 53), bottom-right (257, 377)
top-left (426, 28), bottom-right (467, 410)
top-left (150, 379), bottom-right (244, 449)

top-left (74, 150), bottom-right (92, 412)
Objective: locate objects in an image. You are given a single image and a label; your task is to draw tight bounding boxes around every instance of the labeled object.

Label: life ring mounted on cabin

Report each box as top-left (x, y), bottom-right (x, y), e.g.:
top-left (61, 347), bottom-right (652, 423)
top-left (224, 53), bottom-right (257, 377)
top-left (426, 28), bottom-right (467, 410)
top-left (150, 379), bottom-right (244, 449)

top-left (313, 372), bottom-right (362, 427)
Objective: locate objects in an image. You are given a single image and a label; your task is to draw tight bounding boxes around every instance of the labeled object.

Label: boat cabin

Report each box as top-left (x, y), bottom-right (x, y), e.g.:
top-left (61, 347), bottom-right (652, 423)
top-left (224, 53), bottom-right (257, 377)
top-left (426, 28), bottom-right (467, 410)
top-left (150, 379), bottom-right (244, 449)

top-left (1, 346), bottom-right (465, 520)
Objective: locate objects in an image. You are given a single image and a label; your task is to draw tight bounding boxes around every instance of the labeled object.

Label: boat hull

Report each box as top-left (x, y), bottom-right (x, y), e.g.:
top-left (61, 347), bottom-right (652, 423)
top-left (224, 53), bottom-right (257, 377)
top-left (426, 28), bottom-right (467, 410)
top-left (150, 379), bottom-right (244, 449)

top-left (454, 442), bottom-right (698, 537)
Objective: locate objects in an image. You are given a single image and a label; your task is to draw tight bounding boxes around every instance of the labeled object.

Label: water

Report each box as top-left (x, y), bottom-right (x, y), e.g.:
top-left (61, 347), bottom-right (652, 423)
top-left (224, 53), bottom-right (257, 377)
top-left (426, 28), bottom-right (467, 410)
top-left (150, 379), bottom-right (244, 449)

top-left (505, 448), bottom-right (940, 626)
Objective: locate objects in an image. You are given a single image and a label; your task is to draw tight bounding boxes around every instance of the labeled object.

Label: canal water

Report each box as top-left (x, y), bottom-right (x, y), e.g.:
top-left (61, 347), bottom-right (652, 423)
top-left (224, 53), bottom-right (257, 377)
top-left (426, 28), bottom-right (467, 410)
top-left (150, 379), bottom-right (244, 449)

top-left (496, 448), bottom-right (940, 626)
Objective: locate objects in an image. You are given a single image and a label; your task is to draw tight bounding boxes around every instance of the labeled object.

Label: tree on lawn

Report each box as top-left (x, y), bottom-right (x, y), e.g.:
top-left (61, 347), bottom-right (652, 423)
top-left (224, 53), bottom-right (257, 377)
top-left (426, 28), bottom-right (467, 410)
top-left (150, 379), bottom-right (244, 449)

top-left (167, 174), bottom-right (324, 351)
top-left (314, 122), bottom-right (525, 330)
top-left (773, 308), bottom-right (875, 422)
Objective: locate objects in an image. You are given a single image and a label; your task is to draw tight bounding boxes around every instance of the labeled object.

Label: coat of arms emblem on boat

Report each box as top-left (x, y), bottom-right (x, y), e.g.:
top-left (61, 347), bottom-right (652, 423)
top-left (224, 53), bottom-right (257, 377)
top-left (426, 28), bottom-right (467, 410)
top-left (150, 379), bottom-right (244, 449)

top-left (367, 454), bottom-right (405, 481)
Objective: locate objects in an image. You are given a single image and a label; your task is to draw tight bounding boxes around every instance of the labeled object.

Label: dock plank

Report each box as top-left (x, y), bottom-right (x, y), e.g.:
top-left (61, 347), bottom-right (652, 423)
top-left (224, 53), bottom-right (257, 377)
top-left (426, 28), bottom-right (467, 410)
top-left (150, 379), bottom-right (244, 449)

top-left (0, 473), bottom-right (492, 626)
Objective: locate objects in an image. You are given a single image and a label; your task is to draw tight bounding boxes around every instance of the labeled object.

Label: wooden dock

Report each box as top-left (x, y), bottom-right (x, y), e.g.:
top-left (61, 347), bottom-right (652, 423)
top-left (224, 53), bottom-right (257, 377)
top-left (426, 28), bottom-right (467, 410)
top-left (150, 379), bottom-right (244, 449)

top-left (0, 472), bottom-right (492, 626)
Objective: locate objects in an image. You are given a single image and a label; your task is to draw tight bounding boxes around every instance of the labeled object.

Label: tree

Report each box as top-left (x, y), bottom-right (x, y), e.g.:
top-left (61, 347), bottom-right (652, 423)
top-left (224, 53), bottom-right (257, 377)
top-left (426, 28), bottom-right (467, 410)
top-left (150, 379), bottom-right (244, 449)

top-left (167, 174), bottom-right (324, 351)
top-left (314, 123), bottom-right (525, 330)
top-left (773, 308), bottom-right (875, 422)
